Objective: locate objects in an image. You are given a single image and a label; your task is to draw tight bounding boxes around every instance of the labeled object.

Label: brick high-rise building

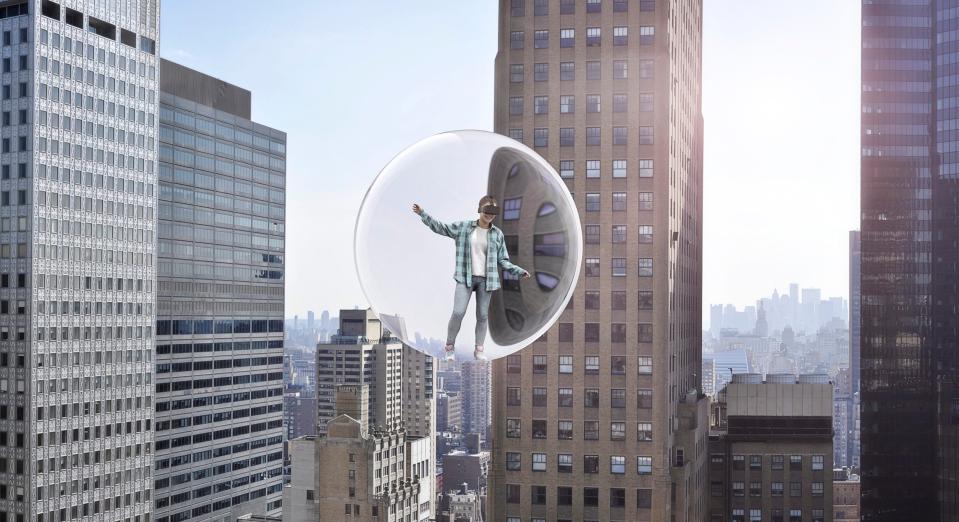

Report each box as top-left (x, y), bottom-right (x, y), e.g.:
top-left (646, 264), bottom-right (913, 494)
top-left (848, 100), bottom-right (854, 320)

top-left (489, 0), bottom-right (707, 520)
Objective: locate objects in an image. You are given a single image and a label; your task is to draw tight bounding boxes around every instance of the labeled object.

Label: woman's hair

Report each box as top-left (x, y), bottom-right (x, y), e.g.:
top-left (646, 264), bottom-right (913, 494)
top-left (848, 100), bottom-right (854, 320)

top-left (478, 195), bottom-right (498, 210)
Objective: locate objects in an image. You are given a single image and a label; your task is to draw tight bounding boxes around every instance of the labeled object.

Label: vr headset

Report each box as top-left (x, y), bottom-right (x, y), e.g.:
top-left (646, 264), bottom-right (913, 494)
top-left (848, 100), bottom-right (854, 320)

top-left (478, 204), bottom-right (500, 215)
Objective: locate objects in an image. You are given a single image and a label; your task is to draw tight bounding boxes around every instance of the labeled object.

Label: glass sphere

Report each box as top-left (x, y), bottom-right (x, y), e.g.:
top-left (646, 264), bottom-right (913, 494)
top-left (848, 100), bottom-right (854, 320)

top-left (354, 130), bottom-right (582, 360)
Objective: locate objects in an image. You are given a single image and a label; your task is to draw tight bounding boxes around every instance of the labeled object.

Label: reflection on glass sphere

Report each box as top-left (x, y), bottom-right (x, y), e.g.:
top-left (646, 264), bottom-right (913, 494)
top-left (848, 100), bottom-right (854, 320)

top-left (354, 130), bottom-right (582, 360)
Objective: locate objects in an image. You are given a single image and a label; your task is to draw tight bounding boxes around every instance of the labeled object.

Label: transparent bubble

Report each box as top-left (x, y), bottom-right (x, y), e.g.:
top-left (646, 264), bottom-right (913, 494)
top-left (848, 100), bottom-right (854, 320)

top-left (354, 130), bottom-right (583, 360)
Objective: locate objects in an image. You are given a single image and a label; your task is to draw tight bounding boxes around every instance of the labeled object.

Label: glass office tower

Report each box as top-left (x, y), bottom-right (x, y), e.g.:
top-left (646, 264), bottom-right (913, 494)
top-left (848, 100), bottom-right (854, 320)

top-left (154, 59), bottom-right (286, 522)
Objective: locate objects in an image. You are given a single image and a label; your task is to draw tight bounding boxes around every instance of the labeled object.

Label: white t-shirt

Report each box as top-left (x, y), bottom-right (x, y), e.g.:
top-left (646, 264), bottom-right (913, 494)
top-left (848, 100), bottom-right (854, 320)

top-left (471, 226), bottom-right (489, 277)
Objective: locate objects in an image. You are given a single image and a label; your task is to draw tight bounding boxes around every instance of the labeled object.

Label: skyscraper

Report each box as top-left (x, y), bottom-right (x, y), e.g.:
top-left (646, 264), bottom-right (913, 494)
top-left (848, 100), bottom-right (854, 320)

top-left (460, 359), bottom-right (490, 438)
top-left (28, 2), bottom-right (158, 522)
top-left (860, 2), bottom-right (951, 519)
top-left (154, 59), bottom-right (287, 520)
top-left (489, 0), bottom-right (707, 520)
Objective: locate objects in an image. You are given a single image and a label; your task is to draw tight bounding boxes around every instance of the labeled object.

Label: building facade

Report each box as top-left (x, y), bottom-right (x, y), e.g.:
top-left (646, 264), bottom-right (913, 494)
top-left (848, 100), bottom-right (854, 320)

top-left (489, 0), bottom-right (707, 520)
top-left (436, 391), bottom-right (462, 433)
top-left (847, 230), bottom-right (859, 395)
top-left (29, 1), bottom-right (158, 522)
top-left (708, 374), bottom-right (834, 522)
top-left (154, 59), bottom-right (287, 520)
top-left (460, 359), bottom-right (489, 438)
top-left (860, 2), bottom-right (959, 519)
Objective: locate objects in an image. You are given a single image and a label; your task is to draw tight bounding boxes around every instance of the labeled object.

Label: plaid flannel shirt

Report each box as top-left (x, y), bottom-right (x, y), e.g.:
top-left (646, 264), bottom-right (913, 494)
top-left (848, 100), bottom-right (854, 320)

top-left (419, 210), bottom-right (527, 291)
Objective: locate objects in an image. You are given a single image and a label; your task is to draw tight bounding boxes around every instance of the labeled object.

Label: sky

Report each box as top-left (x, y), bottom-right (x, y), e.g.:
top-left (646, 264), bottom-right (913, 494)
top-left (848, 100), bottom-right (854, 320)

top-left (160, 1), bottom-right (861, 326)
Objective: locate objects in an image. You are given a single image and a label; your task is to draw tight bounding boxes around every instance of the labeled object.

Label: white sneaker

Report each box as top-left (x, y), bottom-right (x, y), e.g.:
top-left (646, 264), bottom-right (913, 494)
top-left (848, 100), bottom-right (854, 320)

top-left (444, 344), bottom-right (455, 361)
top-left (473, 345), bottom-right (486, 360)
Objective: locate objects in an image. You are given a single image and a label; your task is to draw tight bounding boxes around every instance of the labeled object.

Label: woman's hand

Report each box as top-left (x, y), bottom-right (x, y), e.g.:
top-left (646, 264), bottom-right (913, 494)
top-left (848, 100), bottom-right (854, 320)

top-left (412, 203), bottom-right (423, 215)
top-left (522, 271), bottom-right (531, 280)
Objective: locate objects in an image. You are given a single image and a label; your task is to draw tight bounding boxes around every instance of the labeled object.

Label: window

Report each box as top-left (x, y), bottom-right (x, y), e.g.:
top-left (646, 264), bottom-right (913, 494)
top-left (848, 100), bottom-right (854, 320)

top-left (812, 454), bottom-right (824, 470)
top-left (587, 159), bottom-right (601, 178)
top-left (559, 160), bottom-right (574, 178)
top-left (535, 0), bottom-right (549, 15)
top-left (749, 482), bottom-right (761, 496)
top-left (585, 225), bottom-right (600, 244)
top-left (614, 26), bottom-right (628, 45)
top-left (812, 509), bottom-right (825, 522)
top-left (611, 421), bottom-right (626, 441)
top-left (533, 62), bottom-right (548, 81)
top-left (558, 420), bottom-right (573, 439)
top-left (509, 96), bottom-right (524, 115)
top-left (749, 509), bottom-right (762, 522)
top-left (532, 419), bottom-right (547, 438)
top-left (639, 225), bottom-right (653, 243)
top-left (585, 290), bottom-right (600, 310)
top-left (613, 60), bottom-right (628, 79)
top-left (585, 258), bottom-right (600, 277)
top-left (612, 258), bottom-right (627, 277)
top-left (790, 510), bottom-right (802, 522)
top-left (509, 128), bottom-right (523, 142)
top-left (637, 422), bottom-right (652, 441)
top-left (558, 454), bottom-right (573, 473)
top-left (585, 356), bottom-right (599, 374)
top-left (560, 28), bottom-right (575, 47)
top-left (560, 61), bottom-right (574, 80)
top-left (557, 486), bottom-right (572, 505)
top-left (612, 192), bottom-right (627, 211)
top-left (611, 456), bottom-right (626, 474)
top-left (771, 482), bottom-right (784, 496)
top-left (511, 31), bottom-right (525, 49)
top-left (612, 224), bottom-right (627, 243)
top-left (531, 485), bottom-right (546, 505)
top-left (613, 159), bottom-right (627, 178)
top-left (586, 193), bottom-right (601, 212)
top-left (587, 0), bottom-right (602, 12)
top-left (641, 0), bottom-right (655, 10)
top-left (610, 488), bottom-right (626, 508)
top-left (639, 159), bottom-right (654, 177)
top-left (584, 390), bottom-right (599, 408)
top-left (640, 126), bottom-right (654, 144)
top-left (811, 482), bottom-right (824, 496)
top-left (790, 455), bottom-right (802, 471)
top-left (640, 93), bottom-right (654, 111)
top-left (586, 127), bottom-right (600, 145)
top-left (790, 482), bottom-right (801, 497)
top-left (532, 387), bottom-right (547, 406)
top-left (506, 484), bottom-right (520, 503)
top-left (560, 127), bottom-right (574, 146)
top-left (611, 355), bottom-right (627, 373)
top-left (559, 95), bottom-right (574, 114)
top-left (532, 453), bottom-right (547, 471)
top-left (613, 126), bottom-right (628, 145)
top-left (637, 456), bottom-right (652, 474)
top-left (510, 64), bottom-right (524, 83)
top-left (533, 128), bottom-right (548, 147)
top-left (559, 322), bottom-right (574, 341)
top-left (507, 418), bottom-right (521, 438)
top-left (637, 389), bottom-right (653, 408)
top-left (586, 60), bottom-right (601, 80)
top-left (559, 388), bottom-right (573, 407)
top-left (511, 0), bottom-right (525, 16)
top-left (639, 258), bottom-right (653, 277)
top-left (584, 487), bottom-right (599, 507)
top-left (637, 488), bottom-right (652, 509)
top-left (534, 29), bottom-right (549, 48)
top-left (638, 291), bottom-right (653, 310)
top-left (732, 455), bottom-right (745, 470)
top-left (586, 94), bottom-right (600, 113)
top-left (507, 387), bottom-right (521, 406)
top-left (638, 356), bottom-right (653, 374)
top-left (507, 355), bottom-right (521, 373)
top-left (534, 95), bottom-right (549, 115)
top-left (611, 389), bottom-right (626, 408)
top-left (613, 94), bottom-right (628, 112)
top-left (586, 27), bottom-right (601, 46)
top-left (584, 455), bottom-right (599, 473)
top-left (711, 481), bottom-right (724, 497)
top-left (750, 455), bottom-right (762, 470)
top-left (640, 26), bottom-right (655, 45)
top-left (771, 455), bottom-right (784, 470)
top-left (533, 355), bottom-right (547, 373)
top-left (507, 452), bottom-right (521, 470)
top-left (639, 192), bottom-right (653, 211)
top-left (640, 59), bottom-right (654, 78)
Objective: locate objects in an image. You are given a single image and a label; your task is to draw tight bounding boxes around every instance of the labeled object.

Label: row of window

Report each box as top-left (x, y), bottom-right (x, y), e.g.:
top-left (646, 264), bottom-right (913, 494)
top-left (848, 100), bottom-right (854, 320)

top-left (582, 257), bottom-right (655, 278)
top-left (38, 53), bottom-right (156, 103)
top-left (37, 135), bottom-right (155, 174)
top-left (508, 387), bottom-right (652, 409)
top-left (507, 419), bottom-right (653, 441)
top-left (155, 387), bottom-right (284, 414)
top-left (35, 300), bottom-right (151, 316)
top-left (506, 452), bottom-right (653, 474)
top-left (39, 484), bottom-right (152, 522)
top-left (721, 508), bottom-right (826, 522)
top-left (510, 0), bottom-right (654, 16)
top-left (509, 26), bottom-right (653, 49)
top-left (36, 421), bottom-right (149, 447)
top-left (154, 422), bottom-right (283, 452)
top-left (159, 125), bottom-right (285, 176)
top-left (41, 3), bottom-right (157, 57)
top-left (715, 453), bottom-right (827, 472)
top-left (155, 435), bottom-right (282, 473)
top-left (35, 324), bottom-right (152, 342)
top-left (512, 95), bottom-right (654, 120)
top-left (156, 451), bottom-right (282, 493)
top-left (37, 216), bottom-right (153, 246)
top-left (157, 356), bottom-right (283, 374)
top-left (36, 348), bottom-right (150, 368)
top-left (161, 105), bottom-right (286, 155)
top-left (519, 126), bottom-right (645, 148)
top-left (508, 354), bottom-right (654, 375)
top-left (156, 477), bottom-right (283, 522)
top-left (40, 110), bottom-right (154, 153)
top-left (39, 164), bottom-right (153, 197)
top-left (509, 127), bottom-right (656, 152)
top-left (511, 60), bottom-right (642, 82)
top-left (721, 480), bottom-right (825, 497)
top-left (38, 81), bottom-right (155, 129)
top-left (505, 485), bottom-right (652, 511)
top-left (154, 372), bottom-right (283, 393)
top-left (156, 319), bottom-right (283, 336)
top-left (36, 371), bottom-right (151, 394)
top-left (584, 223), bottom-right (654, 242)
top-left (156, 340), bottom-right (283, 355)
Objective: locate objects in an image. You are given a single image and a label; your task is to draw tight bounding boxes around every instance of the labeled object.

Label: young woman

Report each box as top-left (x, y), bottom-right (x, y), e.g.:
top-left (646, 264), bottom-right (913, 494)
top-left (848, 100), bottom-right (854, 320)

top-left (414, 196), bottom-right (530, 360)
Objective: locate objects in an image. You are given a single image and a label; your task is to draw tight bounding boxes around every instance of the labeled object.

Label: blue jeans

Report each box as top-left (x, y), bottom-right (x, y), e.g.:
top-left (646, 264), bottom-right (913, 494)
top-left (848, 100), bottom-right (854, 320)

top-left (446, 276), bottom-right (490, 346)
